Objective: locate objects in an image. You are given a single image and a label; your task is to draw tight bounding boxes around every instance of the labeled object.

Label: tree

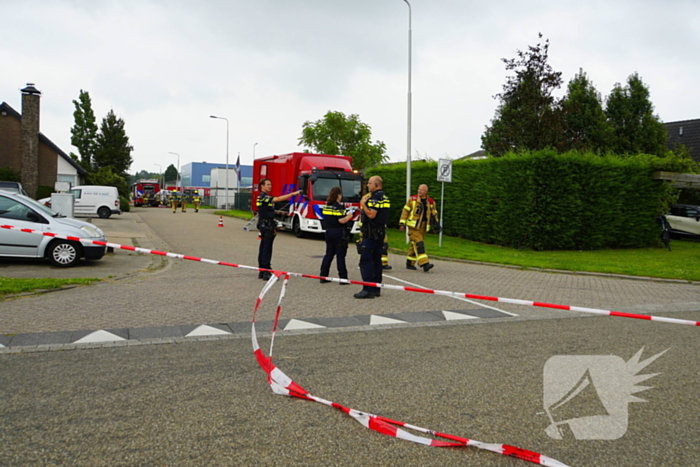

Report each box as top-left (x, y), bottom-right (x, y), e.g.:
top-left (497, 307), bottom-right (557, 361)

top-left (298, 111), bottom-right (388, 170)
top-left (605, 73), bottom-right (667, 156)
top-left (70, 90), bottom-right (99, 171)
top-left (482, 34), bottom-right (564, 156)
top-left (94, 109), bottom-right (133, 177)
top-left (86, 166), bottom-right (129, 198)
top-left (560, 69), bottom-right (612, 153)
top-left (164, 164), bottom-right (178, 184)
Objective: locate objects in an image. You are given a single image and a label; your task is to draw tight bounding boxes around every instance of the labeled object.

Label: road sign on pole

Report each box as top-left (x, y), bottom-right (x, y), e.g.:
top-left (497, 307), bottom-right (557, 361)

top-left (437, 159), bottom-right (452, 247)
top-left (437, 159), bottom-right (452, 183)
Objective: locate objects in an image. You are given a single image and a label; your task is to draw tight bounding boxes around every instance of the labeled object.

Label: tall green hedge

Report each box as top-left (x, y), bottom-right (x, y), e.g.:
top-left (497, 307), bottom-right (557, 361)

top-left (367, 150), bottom-right (684, 250)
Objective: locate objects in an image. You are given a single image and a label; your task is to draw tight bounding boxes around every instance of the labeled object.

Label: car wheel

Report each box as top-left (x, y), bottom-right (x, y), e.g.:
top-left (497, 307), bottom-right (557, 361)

top-left (98, 207), bottom-right (111, 219)
top-left (47, 240), bottom-right (81, 267)
top-left (293, 217), bottom-right (305, 238)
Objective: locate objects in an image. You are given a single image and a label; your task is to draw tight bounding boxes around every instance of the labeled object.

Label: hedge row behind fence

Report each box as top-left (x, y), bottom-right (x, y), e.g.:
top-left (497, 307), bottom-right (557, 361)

top-left (367, 150), bottom-right (683, 250)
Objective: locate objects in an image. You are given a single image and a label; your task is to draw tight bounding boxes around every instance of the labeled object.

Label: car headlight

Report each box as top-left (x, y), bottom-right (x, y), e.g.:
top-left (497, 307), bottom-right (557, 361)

top-left (80, 225), bottom-right (102, 238)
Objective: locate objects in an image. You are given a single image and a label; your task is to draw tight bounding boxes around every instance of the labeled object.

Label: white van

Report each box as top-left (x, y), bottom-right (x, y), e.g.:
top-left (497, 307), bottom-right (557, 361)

top-left (40, 186), bottom-right (121, 219)
top-left (67, 185), bottom-right (121, 218)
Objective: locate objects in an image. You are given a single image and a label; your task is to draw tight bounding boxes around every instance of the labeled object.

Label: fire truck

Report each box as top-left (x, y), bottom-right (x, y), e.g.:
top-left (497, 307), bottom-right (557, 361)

top-left (252, 152), bottom-right (364, 237)
top-left (132, 179), bottom-right (161, 207)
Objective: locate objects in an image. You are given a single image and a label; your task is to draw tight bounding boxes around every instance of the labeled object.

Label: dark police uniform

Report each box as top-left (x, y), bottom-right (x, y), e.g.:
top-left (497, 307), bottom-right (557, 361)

top-left (256, 191), bottom-right (276, 279)
top-left (319, 202), bottom-right (352, 282)
top-left (357, 190), bottom-right (390, 297)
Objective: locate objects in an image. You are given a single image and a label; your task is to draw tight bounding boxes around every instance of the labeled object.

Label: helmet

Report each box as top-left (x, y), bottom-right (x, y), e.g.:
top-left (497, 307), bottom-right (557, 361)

top-left (194, 190), bottom-right (198, 194)
top-left (172, 189), bottom-right (176, 192)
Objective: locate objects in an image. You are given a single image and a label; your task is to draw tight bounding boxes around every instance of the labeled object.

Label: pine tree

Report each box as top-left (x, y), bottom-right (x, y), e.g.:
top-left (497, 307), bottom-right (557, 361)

top-left (70, 90), bottom-right (98, 170)
top-left (605, 73), bottom-right (667, 156)
top-left (560, 70), bottom-right (612, 153)
top-left (94, 109), bottom-right (134, 177)
top-left (482, 34), bottom-right (564, 156)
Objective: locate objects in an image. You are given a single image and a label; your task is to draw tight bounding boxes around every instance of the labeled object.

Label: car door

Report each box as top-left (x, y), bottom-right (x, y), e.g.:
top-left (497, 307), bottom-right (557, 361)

top-left (69, 188), bottom-right (87, 215)
top-left (668, 206), bottom-right (700, 236)
top-left (0, 194), bottom-right (47, 257)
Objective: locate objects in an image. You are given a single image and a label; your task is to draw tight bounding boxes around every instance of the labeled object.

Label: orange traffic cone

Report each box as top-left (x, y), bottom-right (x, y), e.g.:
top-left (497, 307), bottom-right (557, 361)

top-left (218, 216), bottom-right (224, 227)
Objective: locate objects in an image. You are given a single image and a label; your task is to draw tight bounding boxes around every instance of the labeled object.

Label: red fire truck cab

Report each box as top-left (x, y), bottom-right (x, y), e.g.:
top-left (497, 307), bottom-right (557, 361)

top-left (252, 152), bottom-right (364, 237)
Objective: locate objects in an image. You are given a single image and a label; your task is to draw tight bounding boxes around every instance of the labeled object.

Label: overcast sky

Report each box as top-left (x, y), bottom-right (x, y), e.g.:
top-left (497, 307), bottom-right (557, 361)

top-left (2, 0), bottom-right (698, 175)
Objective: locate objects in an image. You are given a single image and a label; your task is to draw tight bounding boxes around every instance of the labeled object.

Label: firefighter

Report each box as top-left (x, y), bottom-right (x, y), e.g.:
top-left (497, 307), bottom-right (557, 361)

top-left (399, 184), bottom-right (440, 272)
top-left (170, 189), bottom-right (178, 213)
top-left (192, 190), bottom-right (201, 212)
top-left (256, 178), bottom-right (302, 280)
top-left (356, 231), bottom-right (392, 270)
top-left (381, 234), bottom-right (392, 270)
top-left (180, 191), bottom-right (188, 212)
top-left (142, 193), bottom-right (149, 207)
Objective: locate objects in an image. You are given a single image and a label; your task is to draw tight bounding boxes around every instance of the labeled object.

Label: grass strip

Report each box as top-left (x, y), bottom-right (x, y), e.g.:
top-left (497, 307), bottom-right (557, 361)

top-left (0, 277), bottom-right (100, 297)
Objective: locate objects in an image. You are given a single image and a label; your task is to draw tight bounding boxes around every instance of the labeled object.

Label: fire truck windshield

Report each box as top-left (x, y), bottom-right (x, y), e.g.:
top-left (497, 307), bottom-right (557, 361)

top-left (311, 176), bottom-right (363, 203)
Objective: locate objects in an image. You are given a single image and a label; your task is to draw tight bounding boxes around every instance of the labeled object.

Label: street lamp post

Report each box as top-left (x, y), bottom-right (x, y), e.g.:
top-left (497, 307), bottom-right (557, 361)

top-left (402, 0), bottom-right (412, 242)
top-left (210, 115), bottom-right (230, 210)
top-left (168, 152), bottom-right (180, 189)
top-left (253, 142), bottom-right (258, 160)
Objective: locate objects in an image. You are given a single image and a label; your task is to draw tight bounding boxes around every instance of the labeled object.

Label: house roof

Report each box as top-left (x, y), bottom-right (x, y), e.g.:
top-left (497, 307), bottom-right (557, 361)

top-left (0, 101), bottom-right (86, 175)
top-left (666, 119), bottom-right (700, 163)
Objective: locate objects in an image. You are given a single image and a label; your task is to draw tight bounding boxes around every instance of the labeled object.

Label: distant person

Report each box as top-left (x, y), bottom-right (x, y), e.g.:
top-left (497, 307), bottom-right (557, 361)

top-left (180, 192), bottom-right (188, 212)
top-left (354, 176), bottom-right (390, 299)
top-left (192, 190), bottom-right (201, 212)
top-left (256, 178), bottom-right (302, 280)
top-left (169, 190), bottom-right (178, 213)
top-left (399, 184), bottom-right (440, 272)
top-left (319, 186), bottom-right (355, 284)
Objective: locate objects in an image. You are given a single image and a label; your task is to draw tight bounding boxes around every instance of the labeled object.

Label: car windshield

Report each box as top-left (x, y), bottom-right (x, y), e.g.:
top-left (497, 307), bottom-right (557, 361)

top-left (311, 176), bottom-right (363, 202)
top-left (15, 193), bottom-right (60, 217)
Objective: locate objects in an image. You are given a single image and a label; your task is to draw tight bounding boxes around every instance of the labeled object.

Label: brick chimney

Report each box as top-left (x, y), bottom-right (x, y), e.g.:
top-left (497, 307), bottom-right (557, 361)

top-left (20, 83), bottom-right (41, 198)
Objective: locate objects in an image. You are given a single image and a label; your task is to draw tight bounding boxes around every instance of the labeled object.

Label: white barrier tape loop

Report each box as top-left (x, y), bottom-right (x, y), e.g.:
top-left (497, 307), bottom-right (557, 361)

top-left (251, 282), bottom-right (571, 466)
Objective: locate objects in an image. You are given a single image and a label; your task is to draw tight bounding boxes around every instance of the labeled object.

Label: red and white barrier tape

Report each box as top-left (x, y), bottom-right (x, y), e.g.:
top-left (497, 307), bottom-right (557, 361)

top-left (8, 222), bottom-right (698, 465)
top-left (252, 273), bottom-right (570, 466)
top-left (2, 223), bottom-right (697, 327)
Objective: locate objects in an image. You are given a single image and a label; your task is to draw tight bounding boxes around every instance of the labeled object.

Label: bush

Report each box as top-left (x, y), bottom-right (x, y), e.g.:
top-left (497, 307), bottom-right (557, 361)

top-left (36, 185), bottom-right (54, 200)
top-left (0, 167), bottom-right (20, 182)
top-left (368, 150), bottom-right (682, 250)
top-left (120, 196), bottom-right (130, 212)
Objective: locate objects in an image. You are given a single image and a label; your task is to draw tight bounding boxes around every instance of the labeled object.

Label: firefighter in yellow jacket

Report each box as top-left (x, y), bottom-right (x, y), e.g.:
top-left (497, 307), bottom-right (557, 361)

top-left (399, 184), bottom-right (439, 272)
top-left (192, 190), bottom-right (201, 212)
top-left (169, 190), bottom-right (178, 213)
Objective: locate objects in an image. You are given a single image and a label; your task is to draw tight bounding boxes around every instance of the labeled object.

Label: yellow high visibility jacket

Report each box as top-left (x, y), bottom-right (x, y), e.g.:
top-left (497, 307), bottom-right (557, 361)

top-left (399, 195), bottom-right (439, 231)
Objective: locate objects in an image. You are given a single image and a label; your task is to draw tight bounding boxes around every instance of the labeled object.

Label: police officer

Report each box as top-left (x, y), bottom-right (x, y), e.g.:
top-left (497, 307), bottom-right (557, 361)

top-left (256, 178), bottom-right (302, 280)
top-left (192, 190), bottom-right (201, 212)
top-left (170, 189), bottom-right (178, 213)
top-left (319, 186), bottom-right (355, 284)
top-left (354, 175), bottom-right (390, 299)
top-left (399, 184), bottom-right (440, 272)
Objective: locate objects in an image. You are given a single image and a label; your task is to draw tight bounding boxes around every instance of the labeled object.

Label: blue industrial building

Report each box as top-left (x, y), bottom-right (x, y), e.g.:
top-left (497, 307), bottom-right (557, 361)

top-left (180, 162), bottom-right (252, 188)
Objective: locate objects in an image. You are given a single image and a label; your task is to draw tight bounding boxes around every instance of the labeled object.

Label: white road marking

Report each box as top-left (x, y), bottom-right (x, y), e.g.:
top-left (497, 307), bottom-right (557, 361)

top-left (383, 274), bottom-right (519, 317)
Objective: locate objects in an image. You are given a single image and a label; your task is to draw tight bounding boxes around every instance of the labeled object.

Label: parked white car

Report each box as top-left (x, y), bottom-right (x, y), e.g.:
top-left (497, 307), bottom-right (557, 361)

top-left (0, 190), bottom-right (107, 267)
top-left (667, 204), bottom-right (700, 238)
top-left (39, 185), bottom-right (121, 219)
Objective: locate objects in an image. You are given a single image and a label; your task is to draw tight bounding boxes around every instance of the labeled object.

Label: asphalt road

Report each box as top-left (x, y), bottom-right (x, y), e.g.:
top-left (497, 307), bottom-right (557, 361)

top-left (1, 207), bottom-right (698, 467)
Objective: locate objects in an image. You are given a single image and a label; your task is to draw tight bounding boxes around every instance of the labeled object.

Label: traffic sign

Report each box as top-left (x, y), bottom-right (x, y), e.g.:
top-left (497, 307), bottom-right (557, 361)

top-left (437, 159), bottom-right (452, 183)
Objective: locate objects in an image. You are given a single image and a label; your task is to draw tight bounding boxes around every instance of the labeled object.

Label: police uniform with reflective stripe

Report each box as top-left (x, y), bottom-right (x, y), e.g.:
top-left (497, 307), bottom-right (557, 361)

top-left (319, 202), bottom-right (351, 281)
top-left (257, 192), bottom-right (276, 278)
top-left (358, 190), bottom-right (390, 296)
